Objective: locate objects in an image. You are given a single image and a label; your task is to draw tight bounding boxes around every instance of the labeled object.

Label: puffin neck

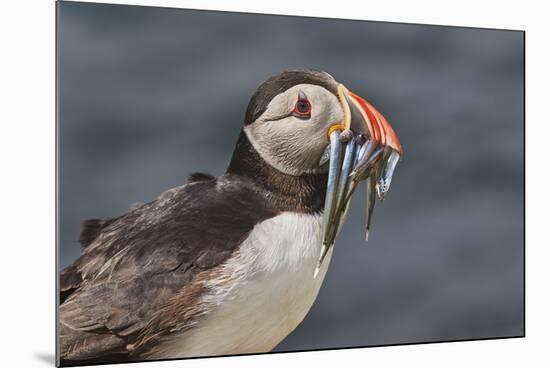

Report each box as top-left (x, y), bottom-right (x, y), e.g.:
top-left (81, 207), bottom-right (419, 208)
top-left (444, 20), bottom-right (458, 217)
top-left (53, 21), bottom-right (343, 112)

top-left (226, 130), bottom-right (327, 214)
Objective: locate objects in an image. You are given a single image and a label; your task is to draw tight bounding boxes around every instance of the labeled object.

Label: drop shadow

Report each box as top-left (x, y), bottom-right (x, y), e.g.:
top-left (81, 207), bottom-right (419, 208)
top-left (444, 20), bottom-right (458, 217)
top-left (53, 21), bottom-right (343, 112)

top-left (33, 353), bottom-right (56, 366)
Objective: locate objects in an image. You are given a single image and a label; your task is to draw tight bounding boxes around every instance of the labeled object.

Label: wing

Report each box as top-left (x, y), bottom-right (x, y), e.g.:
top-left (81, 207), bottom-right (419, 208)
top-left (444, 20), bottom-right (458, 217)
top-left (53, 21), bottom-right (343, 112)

top-left (59, 174), bottom-right (277, 363)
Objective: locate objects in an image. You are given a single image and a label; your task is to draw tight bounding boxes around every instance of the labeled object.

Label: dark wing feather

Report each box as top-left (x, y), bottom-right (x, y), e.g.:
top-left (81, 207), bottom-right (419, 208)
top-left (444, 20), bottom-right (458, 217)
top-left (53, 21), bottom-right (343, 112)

top-left (59, 175), bottom-right (277, 363)
top-left (59, 264), bottom-right (82, 304)
top-left (60, 218), bottom-right (120, 304)
top-left (187, 171), bottom-right (216, 183)
top-left (79, 218), bottom-right (118, 249)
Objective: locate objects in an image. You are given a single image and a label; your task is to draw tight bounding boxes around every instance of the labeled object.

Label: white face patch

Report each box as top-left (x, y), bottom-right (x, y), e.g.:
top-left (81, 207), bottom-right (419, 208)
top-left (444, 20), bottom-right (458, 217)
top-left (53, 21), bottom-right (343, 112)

top-left (245, 84), bottom-right (344, 176)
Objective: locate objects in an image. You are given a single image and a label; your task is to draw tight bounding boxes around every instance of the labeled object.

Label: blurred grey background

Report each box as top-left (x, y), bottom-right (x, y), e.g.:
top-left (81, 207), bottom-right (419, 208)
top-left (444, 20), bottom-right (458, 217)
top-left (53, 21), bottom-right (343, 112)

top-left (57, 1), bottom-right (524, 352)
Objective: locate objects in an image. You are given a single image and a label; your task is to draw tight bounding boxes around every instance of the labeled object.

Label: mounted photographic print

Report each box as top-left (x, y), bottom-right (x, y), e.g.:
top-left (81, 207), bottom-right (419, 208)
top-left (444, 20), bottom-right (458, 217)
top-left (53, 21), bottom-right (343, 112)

top-left (56, 1), bottom-right (525, 366)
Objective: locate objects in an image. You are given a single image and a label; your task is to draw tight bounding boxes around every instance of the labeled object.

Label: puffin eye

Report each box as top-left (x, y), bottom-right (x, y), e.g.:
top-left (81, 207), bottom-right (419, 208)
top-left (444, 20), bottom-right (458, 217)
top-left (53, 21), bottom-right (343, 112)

top-left (292, 92), bottom-right (311, 119)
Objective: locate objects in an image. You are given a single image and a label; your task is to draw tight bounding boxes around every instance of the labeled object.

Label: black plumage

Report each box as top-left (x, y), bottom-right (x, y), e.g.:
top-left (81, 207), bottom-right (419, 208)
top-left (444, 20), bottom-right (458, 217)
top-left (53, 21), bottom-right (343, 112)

top-left (59, 69), bottom-right (333, 364)
top-left (59, 174), bottom-right (278, 363)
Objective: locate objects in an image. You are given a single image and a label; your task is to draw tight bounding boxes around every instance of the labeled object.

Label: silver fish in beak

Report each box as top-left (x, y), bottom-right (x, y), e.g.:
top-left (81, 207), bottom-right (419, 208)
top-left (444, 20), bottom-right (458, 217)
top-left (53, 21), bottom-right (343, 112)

top-left (314, 84), bottom-right (403, 277)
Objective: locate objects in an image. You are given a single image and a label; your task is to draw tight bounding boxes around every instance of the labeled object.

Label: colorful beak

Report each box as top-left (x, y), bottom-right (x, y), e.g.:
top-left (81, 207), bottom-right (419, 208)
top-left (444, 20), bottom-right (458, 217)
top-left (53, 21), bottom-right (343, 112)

top-left (345, 89), bottom-right (402, 155)
top-left (314, 84), bottom-right (403, 277)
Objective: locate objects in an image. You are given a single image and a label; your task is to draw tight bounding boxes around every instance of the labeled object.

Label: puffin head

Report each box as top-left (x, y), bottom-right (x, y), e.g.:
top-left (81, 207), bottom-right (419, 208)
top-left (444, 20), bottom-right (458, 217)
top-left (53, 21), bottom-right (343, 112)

top-left (242, 69), bottom-right (402, 176)
top-left (229, 69), bottom-right (403, 275)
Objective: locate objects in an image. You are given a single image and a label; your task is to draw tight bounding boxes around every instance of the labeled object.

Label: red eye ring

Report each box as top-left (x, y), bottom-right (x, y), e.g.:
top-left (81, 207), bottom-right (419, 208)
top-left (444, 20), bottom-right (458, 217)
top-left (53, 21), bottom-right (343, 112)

top-left (292, 92), bottom-right (311, 118)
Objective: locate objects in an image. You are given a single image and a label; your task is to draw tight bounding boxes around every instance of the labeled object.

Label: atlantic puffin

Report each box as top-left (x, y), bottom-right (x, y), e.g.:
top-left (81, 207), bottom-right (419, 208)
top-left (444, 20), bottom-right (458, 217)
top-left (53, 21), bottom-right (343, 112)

top-left (58, 69), bottom-right (402, 364)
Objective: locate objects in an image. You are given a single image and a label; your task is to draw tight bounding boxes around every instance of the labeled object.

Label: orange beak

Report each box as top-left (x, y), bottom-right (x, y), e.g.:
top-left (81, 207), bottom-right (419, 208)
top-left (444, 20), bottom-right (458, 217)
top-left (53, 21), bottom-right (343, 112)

top-left (334, 83), bottom-right (402, 156)
top-left (315, 83), bottom-right (403, 276)
top-left (346, 90), bottom-right (402, 156)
